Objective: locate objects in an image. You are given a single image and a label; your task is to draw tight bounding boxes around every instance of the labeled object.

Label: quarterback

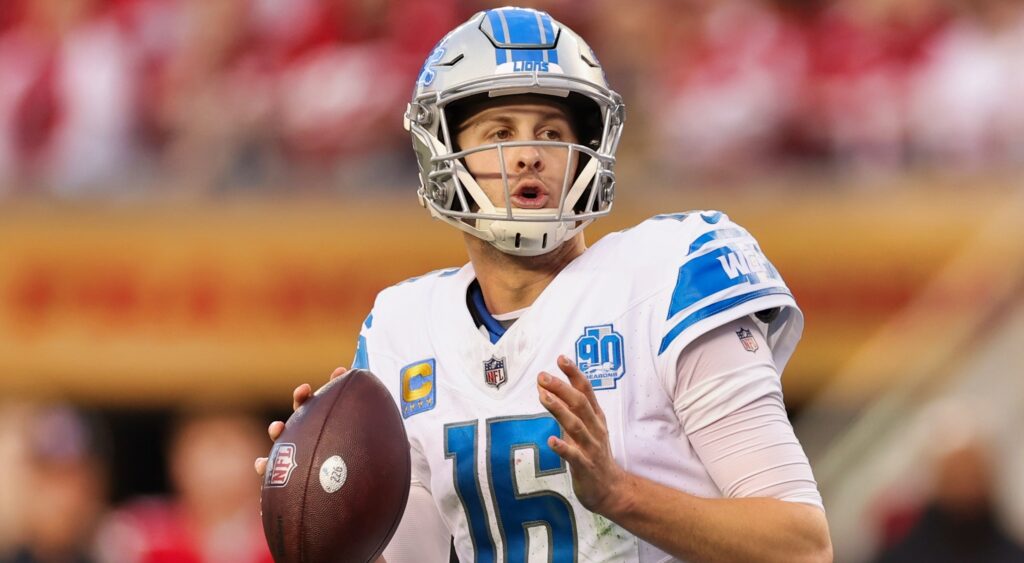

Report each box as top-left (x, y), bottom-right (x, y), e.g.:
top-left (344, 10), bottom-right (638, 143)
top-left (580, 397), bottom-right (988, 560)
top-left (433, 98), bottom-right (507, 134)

top-left (258, 7), bottom-right (831, 563)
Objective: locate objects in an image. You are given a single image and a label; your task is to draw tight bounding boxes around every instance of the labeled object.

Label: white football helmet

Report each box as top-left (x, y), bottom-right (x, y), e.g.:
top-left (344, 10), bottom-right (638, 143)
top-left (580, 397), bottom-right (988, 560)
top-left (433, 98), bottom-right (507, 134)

top-left (404, 7), bottom-right (625, 256)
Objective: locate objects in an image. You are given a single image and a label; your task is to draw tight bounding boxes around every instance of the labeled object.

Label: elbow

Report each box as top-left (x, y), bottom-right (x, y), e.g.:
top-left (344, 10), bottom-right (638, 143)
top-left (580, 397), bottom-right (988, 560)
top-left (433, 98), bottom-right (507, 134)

top-left (803, 521), bottom-right (833, 563)
top-left (788, 537), bottom-right (832, 563)
top-left (808, 540), bottom-right (833, 563)
top-left (792, 505), bottom-right (833, 563)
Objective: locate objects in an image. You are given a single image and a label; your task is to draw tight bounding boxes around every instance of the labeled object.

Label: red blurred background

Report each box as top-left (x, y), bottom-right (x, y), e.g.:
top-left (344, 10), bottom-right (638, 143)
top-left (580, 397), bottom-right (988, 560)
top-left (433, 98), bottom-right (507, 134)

top-left (1, 1), bottom-right (1022, 561)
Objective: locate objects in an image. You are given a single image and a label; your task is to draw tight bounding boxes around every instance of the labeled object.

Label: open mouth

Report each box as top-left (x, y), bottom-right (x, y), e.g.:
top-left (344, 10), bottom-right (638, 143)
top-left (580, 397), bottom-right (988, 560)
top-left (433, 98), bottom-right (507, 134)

top-left (510, 181), bottom-right (550, 209)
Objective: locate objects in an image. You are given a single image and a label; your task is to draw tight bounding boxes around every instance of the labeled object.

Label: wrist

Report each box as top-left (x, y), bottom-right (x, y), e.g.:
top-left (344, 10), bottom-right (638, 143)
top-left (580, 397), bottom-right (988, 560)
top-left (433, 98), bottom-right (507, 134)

top-left (598, 469), bottom-right (639, 521)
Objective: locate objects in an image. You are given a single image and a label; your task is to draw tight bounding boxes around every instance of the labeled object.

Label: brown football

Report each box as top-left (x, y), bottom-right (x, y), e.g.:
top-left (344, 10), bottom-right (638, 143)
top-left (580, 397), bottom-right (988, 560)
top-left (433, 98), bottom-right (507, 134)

top-left (261, 369), bottom-right (411, 563)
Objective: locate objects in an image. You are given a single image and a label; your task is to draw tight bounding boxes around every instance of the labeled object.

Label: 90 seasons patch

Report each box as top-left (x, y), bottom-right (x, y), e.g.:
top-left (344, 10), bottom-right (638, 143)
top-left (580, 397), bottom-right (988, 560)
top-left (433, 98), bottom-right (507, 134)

top-left (575, 324), bottom-right (626, 390)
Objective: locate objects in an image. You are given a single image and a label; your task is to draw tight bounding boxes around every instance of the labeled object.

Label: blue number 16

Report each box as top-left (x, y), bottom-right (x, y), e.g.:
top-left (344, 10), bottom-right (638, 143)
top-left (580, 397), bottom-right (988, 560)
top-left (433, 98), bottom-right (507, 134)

top-left (444, 415), bottom-right (577, 563)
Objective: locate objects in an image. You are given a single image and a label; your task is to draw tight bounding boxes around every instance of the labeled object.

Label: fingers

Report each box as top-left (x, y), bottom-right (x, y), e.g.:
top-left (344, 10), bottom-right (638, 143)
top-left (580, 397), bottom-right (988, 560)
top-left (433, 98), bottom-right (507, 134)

top-left (268, 420), bottom-right (285, 441)
top-left (556, 355), bottom-right (604, 417)
top-left (330, 366), bottom-right (349, 381)
top-left (292, 383), bottom-right (312, 412)
top-left (264, 366), bottom-right (351, 479)
top-left (292, 367), bottom-right (349, 411)
top-left (539, 358), bottom-right (605, 432)
top-left (539, 378), bottom-right (598, 450)
top-left (539, 372), bottom-right (587, 413)
top-left (258, 415), bottom-right (290, 476)
top-left (547, 435), bottom-right (586, 467)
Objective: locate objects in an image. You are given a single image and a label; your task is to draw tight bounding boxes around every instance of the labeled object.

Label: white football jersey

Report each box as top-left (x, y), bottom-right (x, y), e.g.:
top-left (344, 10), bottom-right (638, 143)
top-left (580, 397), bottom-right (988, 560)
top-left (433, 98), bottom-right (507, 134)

top-left (353, 211), bottom-right (803, 563)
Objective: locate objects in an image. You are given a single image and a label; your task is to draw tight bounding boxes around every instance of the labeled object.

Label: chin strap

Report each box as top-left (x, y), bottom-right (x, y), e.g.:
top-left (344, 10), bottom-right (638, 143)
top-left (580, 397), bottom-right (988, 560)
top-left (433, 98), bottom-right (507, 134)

top-left (460, 147), bottom-right (601, 256)
top-left (477, 212), bottom-right (573, 256)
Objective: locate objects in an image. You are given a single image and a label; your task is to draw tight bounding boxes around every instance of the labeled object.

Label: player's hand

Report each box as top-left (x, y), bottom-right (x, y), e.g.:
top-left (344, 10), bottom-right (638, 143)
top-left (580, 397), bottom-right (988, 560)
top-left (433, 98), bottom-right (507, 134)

top-left (255, 366), bottom-right (350, 477)
top-left (538, 355), bottom-right (631, 516)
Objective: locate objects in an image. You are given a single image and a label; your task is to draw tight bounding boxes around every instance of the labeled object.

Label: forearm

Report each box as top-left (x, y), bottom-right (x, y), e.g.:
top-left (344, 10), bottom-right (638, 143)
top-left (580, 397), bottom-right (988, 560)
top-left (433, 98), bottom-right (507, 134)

top-left (537, 347), bottom-right (831, 562)
top-left (604, 472), bottom-right (832, 563)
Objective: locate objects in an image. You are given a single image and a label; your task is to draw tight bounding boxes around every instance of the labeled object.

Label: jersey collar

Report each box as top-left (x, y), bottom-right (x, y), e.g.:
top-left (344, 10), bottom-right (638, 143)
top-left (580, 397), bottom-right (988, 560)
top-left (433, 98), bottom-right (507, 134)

top-left (468, 280), bottom-right (506, 344)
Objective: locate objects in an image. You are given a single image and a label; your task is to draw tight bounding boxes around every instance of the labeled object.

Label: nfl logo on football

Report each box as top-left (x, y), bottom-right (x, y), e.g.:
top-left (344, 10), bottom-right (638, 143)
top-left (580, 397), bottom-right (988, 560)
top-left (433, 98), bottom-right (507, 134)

top-left (266, 443), bottom-right (298, 488)
top-left (483, 356), bottom-right (507, 389)
top-left (736, 327), bottom-right (759, 353)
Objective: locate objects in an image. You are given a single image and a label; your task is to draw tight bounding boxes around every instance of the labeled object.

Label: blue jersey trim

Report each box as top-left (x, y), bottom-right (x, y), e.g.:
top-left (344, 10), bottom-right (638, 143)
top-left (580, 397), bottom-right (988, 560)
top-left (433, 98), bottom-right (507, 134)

top-left (700, 211), bottom-right (724, 224)
top-left (688, 228), bottom-right (746, 255)
top-left (667, 244), bottom-right (783, 320)
top-left (362, 313), bottom-right (373, 329)
top-left (353, 335), bottom-right (369, 370)
top-left (658, 287), bottom-right (791, 355)
top-left (396, 267), bottom-right (461, 287)
top-left (469, 282), bottom-right (505, 344)
top-left (651, 212), bottom-right (690, 222)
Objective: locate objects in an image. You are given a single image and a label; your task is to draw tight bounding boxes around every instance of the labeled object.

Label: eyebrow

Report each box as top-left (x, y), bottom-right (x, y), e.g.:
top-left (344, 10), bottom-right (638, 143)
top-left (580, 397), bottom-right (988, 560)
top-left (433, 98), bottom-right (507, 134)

top-left (462, 110), bottom-right (571, 133)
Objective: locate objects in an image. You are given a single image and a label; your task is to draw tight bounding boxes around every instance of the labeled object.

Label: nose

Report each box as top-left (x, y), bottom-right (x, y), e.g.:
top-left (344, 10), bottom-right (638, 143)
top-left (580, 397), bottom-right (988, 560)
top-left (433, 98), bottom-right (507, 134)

top-left (509, 144), bottom-right (544, 174)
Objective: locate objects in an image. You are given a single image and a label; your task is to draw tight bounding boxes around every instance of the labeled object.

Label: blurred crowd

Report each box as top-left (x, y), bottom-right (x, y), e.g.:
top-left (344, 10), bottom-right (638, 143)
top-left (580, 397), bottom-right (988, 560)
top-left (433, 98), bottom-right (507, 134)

top-left (0, 0), bottom-right (1022, 197)
top-left (2, 402), bottom-right (1021, 562)
top-left (869, 406), bottom-right (1024, 563)
top-left (0, 404), bottom-right (273, 563)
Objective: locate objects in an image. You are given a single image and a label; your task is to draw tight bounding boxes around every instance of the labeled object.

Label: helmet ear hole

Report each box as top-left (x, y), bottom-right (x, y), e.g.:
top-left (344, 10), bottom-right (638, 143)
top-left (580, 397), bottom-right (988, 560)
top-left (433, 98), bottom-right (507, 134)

top-left (573, 185), bottom-right (592, 214)
top-left (450, 192), bottom-right (464, 212)
top-left (572, 170), bottom-right (615, 214)
top-left (565, 92), bottom-right (603, 149)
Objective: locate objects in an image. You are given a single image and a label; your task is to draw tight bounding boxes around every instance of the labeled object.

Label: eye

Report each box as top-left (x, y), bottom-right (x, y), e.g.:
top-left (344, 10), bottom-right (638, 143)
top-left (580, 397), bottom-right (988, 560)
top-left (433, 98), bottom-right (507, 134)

top-left (539, 129), bottom-right (563, 141)
top-left (491, 128), bottom-right (512, 141)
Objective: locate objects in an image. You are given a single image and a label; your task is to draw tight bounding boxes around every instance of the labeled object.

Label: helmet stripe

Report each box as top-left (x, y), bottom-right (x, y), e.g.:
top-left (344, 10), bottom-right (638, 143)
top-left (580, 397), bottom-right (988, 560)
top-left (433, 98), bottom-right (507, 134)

top-left (503, 8), bottom-right (542, 45)
top-left (485, 8), bottom-right (559, 66)
top-left (486, 10), bottom-right (506, 43)
top-left (485, 10), bottom-right (509, 64)
top-left (535, 12), bottom-right (556, 64)
top-left (540, 14), bottom-right (556, 47)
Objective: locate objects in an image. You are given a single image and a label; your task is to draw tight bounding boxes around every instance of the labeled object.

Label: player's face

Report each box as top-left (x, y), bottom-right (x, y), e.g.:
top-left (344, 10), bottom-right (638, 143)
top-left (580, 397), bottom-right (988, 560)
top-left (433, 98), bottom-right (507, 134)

top-left (455, 100), bottom-right (579, 211)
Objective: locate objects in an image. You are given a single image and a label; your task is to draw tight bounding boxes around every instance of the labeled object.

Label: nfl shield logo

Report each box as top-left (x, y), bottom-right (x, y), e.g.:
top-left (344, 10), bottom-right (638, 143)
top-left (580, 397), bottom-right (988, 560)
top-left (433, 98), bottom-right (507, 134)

top-left (736, 327), bottom-right (759, 353)
top-left (483, 356), bottom-right (507, 389)
top-left (265, 443), bottom-right (298, 488)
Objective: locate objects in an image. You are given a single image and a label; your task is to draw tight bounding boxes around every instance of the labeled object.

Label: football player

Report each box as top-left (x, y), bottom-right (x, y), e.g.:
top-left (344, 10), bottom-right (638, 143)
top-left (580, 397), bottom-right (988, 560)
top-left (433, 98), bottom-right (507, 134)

top-left (258, 7), bottom-right (831, 562)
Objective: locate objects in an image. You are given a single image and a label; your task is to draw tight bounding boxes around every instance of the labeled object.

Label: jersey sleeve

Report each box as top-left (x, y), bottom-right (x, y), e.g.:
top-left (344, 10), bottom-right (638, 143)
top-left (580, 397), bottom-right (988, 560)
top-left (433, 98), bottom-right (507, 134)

top-left (352, 311), bottom-right (374, 370)
top-left (349, 290), bottom-right (434, 490)
top-left (645, 211), bottom-right (804, 387)
top-left (348, 274), bottom-right (456, 495)
top-left (672, 318), bottom-right (824, 510)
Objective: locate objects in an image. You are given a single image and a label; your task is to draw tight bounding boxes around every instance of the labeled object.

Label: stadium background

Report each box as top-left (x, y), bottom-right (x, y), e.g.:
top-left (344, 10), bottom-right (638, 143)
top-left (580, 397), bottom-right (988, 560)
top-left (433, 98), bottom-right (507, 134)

top-left (0, 0), bottom-right (1022, 561)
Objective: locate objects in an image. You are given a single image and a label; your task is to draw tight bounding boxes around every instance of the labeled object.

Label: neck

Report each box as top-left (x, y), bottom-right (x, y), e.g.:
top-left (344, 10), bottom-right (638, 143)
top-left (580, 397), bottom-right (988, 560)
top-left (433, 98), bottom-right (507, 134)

top-left (465, 232), bottom-right (586, 315)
